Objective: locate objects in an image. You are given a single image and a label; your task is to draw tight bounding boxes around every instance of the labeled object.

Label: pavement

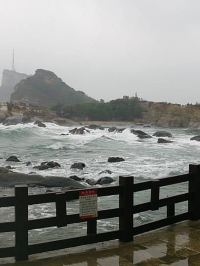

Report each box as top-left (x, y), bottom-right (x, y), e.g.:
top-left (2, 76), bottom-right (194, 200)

top-left (2, 220), bottom-right (200, 266)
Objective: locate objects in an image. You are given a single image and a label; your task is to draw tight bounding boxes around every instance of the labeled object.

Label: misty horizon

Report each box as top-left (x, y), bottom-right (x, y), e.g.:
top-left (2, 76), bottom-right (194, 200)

top-left (0, 0), bottom-right (200, 105)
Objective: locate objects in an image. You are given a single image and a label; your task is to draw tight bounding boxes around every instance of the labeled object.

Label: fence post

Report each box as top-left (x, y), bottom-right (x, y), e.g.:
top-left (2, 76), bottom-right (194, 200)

top-left (15, 185), bottom-right (28, 261)
top-left (56, 192), bottom-right (67, 227)
top-left (150, 180), bottom-right (160, 211)
top-left (87, 220), bottom-right (97, 235)
top-left (119, 175), bottom-right (134, 242)
top-left (189, 164), bottom-right (200, 220)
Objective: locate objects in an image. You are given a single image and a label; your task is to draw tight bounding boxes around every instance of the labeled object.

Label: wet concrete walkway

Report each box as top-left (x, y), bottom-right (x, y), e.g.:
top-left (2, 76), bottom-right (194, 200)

top-left (2, 220), bottom-right (200, 266)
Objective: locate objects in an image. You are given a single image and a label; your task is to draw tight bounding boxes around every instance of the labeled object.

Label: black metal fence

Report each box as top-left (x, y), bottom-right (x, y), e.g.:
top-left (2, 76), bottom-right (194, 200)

top-left (0, 164), bottom-right (199, 262)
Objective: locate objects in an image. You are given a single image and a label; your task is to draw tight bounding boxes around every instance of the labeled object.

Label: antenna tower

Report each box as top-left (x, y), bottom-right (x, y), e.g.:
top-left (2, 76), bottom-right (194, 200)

top-left (12, 50), bottom-right (15, 72)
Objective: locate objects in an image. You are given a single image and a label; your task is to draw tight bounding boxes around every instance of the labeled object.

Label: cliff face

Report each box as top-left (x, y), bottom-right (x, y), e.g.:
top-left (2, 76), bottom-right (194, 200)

top-left (138, 101), bottom-right (200, 128)
top-left (0, 70), bottom-right (29, 102)
top-left (11, 69), bottom-right (97, 107)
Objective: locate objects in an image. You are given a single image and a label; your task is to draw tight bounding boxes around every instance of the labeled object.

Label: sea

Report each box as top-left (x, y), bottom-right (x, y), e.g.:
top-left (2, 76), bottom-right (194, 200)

top-left (0, 122), bottom-right (200, 249)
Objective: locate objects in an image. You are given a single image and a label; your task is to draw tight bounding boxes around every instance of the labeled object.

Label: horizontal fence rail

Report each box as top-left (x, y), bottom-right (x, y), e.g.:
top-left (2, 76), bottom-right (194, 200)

top-left (0, 164), bottom-right (199, 261)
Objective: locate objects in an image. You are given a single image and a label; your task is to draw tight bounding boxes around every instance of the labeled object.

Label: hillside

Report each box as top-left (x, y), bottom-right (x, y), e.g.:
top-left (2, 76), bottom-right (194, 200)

top-left (10, 69), bottom-right (97, 107)
top-left (0, 69), bottom-right (29, 102)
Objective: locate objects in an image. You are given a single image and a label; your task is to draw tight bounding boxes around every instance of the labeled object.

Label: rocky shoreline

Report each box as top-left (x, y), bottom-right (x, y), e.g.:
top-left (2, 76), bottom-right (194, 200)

top-left (1, 109), bottom-right (200, 189)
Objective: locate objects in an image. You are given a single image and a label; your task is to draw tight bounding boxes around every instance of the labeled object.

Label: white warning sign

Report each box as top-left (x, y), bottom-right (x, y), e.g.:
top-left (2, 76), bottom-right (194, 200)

top-left (79, 189), bottom-right (98, 219)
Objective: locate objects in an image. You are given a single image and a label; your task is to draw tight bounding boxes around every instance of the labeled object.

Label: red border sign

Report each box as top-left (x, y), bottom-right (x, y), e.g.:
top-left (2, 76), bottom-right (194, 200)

top-left (79, 189), bottom-right (98, 219)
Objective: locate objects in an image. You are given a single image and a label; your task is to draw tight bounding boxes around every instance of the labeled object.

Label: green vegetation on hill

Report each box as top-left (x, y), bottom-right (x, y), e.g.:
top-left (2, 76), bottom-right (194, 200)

top-left (11, 69), bottom-right (97, 107)
top-left (53, 97), bottom-right (144, 121)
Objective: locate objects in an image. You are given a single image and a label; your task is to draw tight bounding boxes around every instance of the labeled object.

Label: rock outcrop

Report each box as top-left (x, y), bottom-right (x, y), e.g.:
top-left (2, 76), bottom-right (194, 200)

top-left (0, 167), bottom-right (85, 188)
top-left (11, 69), bottom-right (97, 107)
top-left (190, 135), bottom-right (200, 142)
top-left (0, 69), bottom-right (29, 101)
top-left (71, 162), bottom-right (86, 170)
top-left (157, 138), bottom-right (173, 143)
top-left (137, 101), bottom-right (200, 128)
top-left (108, 157), bottom-right (125, 163)
top-left (6, 156), bottom-right (20, 162)
top-left (33, 161), bottom-right (61, 170)
top-left (131, 129), bottom-right (152, 139)
top-left (69, 127), bottom-right (89, 135)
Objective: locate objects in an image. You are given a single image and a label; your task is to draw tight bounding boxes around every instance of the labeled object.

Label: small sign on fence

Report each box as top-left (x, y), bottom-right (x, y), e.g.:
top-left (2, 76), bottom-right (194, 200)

top-left (79, 189), bottom-right (98, 219)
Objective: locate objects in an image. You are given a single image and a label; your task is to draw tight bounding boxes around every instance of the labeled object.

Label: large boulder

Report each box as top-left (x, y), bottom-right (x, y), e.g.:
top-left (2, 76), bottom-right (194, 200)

top-left (0, 167), bottom-right (85, 188)
top-left (190, 135), bottom-right (200, 142)
top-left (130, 129), bottom-right (148, 136)
top-left (108, 157), bottom-right (125, 163)
top-left (108, 127), bottom-right (118, 132)
top-left (69, 127), bottom-right (89, 135)
top-left (131, 129), bottom-right (151, 138)
top-left (71, 162), bottom-right (86, 170)
top-left (157, 138), bottom-right (173, 143)
top-left (34, 120), bottom-right (46, 128)
top-left (34, 161), bottom-right (61, 170)
top-left (6, 156), bottom-right (20, 162)
top-left (96, 176), bottom-right (115, 185)
top-left (153, 131), bottom-right (172, 137)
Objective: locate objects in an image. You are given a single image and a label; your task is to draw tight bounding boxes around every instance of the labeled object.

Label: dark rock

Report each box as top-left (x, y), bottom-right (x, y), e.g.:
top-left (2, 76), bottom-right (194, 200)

top-left (153, 131), bottom-right (172, 137)
top-left (157, 138), bottom-right (173, 143)
top-left (86, 179), bottom-right (96, 186)
top-left (6, 156), bottom-right (20, 162)
top-left (34, 120), bottom-right (46, 127)
top-left (116, 128), bottom-right (126, 133)
top-left (69, 127), bottom-right (89, 135)
top-left (25, 161), bottom-right (31, 166)
top-left (108, 127), bottom-right (118, 132)
top-left (71, 162), bottom-right (86, 170)
top-left (34, 161), bottom-right (61, 170)
top-left (96, 176), bottom-right (115, 185)
top-left (70, 175), bottom-right (85, 181)
top-left (99, 170), bottom-right (112, 175)
top-left (46, 161), bottom-right (61, 168)
top-left (190, 135), bottom-right (200, 141)
top-left (0, 167), bottom-right (85, 188)
top-left (130, 129), bottom-right (149, 136)
top-left (34, 165), bottom-right (50, 170)
top-left (107, 127), bottom-right (125, 133)
top-left (108, 157), bottom-right (125, 163)
top-left (130, 129), bottom-right (152, 139)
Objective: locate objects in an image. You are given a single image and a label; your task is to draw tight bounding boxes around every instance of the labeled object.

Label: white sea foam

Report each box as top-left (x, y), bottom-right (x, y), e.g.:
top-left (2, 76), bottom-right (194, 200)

top-left (46, 142), bottom-right (64, 150)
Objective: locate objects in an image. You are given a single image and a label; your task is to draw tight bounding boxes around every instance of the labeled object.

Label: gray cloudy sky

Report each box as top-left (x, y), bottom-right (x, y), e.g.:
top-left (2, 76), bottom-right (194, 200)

top-left (0, 0), bottom-right (200, 104)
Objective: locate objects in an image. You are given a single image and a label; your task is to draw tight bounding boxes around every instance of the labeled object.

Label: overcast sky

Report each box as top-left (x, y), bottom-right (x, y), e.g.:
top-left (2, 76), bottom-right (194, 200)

top-left (0, 0), bottom-right (200, 104)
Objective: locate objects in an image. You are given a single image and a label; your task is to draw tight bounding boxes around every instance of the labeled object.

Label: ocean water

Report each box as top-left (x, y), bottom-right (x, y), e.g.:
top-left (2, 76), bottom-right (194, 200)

top-left (0, 122), bottom-right (200, 248)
